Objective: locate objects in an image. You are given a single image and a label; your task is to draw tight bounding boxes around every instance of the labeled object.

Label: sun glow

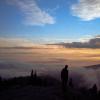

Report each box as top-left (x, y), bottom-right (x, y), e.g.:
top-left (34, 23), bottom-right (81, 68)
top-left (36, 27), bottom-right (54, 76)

top-left (0, 45), bottom-right (100, 67)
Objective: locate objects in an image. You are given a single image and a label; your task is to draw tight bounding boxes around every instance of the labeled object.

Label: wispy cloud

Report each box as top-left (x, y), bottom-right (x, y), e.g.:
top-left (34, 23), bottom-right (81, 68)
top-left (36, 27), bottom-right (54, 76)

top-left (7, 0), bottom-right (55, 26)
top-left (0, 37), bottom-right (61, 48)
top-left (0, 37), bottom-right (35, 47)
top-left (71, 0), bottom-right (100, 21)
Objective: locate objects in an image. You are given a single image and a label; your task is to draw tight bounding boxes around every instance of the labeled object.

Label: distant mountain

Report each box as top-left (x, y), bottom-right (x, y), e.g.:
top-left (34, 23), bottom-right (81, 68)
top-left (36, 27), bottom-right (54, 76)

top-left (85, 64), bottom-right (100, 70)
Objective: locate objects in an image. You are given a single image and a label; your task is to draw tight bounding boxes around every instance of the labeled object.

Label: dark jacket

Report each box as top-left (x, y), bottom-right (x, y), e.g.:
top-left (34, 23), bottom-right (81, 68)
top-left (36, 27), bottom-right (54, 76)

top-left (61, 68), bottom-right (68, 81)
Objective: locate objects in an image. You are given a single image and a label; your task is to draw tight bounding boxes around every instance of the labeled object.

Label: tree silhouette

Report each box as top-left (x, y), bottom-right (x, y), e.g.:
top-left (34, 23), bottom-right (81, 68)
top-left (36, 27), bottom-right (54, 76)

top-left (31, 69), bottom-right (34, 78)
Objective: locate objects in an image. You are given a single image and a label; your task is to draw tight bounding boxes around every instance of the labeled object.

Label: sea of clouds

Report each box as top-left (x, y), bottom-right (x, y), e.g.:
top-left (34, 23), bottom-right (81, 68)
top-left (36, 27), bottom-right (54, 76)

top-left (0, 60), bottom-right (100, 89)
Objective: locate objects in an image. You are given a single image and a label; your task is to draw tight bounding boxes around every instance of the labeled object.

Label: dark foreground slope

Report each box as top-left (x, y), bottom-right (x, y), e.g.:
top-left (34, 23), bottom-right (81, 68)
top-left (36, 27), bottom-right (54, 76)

top-left (0, 75), bottom-right (100, 100)
top-left (0, 86), bottom-right (63, 100)
top-left (0, 75), bottom-right (63, 100)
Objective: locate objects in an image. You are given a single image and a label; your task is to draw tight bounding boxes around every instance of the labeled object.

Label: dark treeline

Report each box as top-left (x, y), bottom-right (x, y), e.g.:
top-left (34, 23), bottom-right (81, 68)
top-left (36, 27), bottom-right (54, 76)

top-left (0, 70), bottom-right (60, 91)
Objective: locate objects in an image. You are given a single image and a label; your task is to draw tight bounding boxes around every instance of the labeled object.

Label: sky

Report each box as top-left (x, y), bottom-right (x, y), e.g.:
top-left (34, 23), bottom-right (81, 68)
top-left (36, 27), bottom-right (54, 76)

top-left (0, 0), bottom-right (100, 45)
top-left (1, 0), bottom-right (100, 84)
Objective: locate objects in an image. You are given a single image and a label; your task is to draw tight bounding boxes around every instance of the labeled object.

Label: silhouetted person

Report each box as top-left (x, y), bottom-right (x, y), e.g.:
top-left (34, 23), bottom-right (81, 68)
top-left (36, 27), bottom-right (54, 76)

top-left (34, 70), bottom-right (37, 85)
top-left (61, 65), bottom-right (68, 92)
top-left (30, 69), bottom-right (34, 85)
top-left (31, 69), bottom-right (34, 78)
top-left (34, 70), bottom-right (37, 79)
top-left (92, 84), bottom-right (97, 94)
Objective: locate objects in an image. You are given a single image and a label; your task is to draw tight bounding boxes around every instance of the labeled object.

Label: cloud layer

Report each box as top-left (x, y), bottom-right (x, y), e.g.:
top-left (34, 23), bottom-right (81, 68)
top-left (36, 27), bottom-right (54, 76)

top-left (71, 0), bottom-right (100, 21)
top-left (7, 0), bottom-right (55, 26)
top-left (0, 37), bottom-right (35, 47)
top-left (55, 36), bottom-right (100, 48)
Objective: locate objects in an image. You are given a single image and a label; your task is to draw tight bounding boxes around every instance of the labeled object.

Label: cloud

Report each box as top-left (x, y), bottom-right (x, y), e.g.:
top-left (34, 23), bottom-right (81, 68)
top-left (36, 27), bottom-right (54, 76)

top-left (7, 0), bottom-right (55, 26)
top-left (53, 36), bottom-right (100, 48)
top-left (0, 37), bottom-right (35, 47)
top-left (0, 37), bottom-right (62, 48)
top-left (71, 0), bottom-right (100, 21)
top-left (96, 35), bottom-right (100, 38)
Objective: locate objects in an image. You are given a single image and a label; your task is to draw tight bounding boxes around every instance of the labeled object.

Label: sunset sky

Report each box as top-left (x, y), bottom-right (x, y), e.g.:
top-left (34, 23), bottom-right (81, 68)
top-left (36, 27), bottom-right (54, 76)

top-left (0, 0), bottom-right (100, 78)
top-left (1, 0), bottom-right (100, 90)
top-left (0, 0), bottom-right (100, 45)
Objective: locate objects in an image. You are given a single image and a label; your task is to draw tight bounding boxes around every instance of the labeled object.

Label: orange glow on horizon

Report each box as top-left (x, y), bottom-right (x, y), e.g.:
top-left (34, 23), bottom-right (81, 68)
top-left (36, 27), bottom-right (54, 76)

top-left (0, 45), bottom-right (100, 67)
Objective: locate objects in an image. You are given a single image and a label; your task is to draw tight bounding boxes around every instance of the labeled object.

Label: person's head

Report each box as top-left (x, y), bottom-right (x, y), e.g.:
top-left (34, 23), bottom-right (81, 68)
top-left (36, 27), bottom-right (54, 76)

top-left (65, 65), bottom-right (68, 69)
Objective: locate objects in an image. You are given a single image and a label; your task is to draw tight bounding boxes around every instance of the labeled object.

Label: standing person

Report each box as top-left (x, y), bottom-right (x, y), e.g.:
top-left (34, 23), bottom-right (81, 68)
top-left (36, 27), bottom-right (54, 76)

top-left (61, 65), bottom-right (69, 92)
